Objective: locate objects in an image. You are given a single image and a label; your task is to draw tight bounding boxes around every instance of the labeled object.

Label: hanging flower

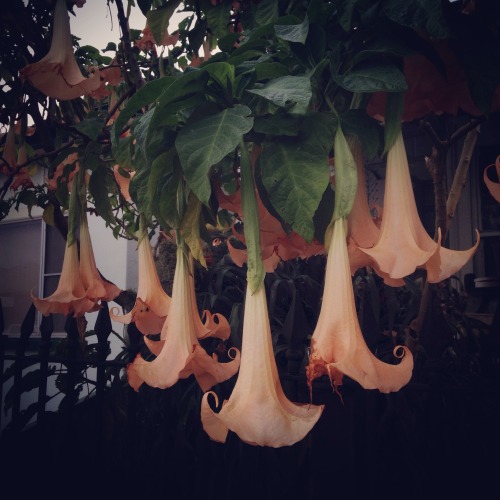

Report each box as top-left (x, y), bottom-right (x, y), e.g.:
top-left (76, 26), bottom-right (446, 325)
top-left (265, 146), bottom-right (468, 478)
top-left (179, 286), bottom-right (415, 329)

top-left (346, 137), bottom-right (405, 287)
top-left (201, 284), bottom-right (324, 447)
top-left (483, 155), bottom-right (500, 203)
top-left (358, 132), bottom-right (479, 282)
top-left (201, 141), bottom-right (323, 447)
top-left (19, 0), bottom-right (101, 100)
top-left (78, 211), bottom-right (121, 304)
top-left (126, 241), bottom-right (240, 392)
top-left (307, 218), bottom-right (414, 393)
top-left (31, 239), bottom-right (97, 317)
top-left (110, 220), bottom-right (171, 335)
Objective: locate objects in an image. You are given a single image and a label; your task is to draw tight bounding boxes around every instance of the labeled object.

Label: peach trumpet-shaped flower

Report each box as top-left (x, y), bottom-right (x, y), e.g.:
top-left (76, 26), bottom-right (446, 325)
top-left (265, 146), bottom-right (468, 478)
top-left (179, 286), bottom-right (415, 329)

top-left (484, 155), bottom-right (500, 203)
top-left (201, 284), bottom-right (324, 447)
top-left (307, 218), bottom-right (414, 393)
top-left (127, 243), bottom-right (240, 392)
top-left (359, 132), bottom-right (479, 282)
top-left (31, 240), bottom-right (97, 317)
top-left (346, 138), bottom-right (405, 287)
top-left (110, 228), bottom-right (171, 336)
top-left (79, 212), bottom-right (121, 304)
top-left (19, 0), bottom-right (100, 100)
top-left (143, 252), bottom-right (232, 356)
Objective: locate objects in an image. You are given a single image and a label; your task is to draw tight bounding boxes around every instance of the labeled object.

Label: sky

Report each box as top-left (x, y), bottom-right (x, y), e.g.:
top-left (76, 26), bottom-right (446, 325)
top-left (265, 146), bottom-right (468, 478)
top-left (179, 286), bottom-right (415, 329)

top-left (69, 0), bottom-right (148, 53)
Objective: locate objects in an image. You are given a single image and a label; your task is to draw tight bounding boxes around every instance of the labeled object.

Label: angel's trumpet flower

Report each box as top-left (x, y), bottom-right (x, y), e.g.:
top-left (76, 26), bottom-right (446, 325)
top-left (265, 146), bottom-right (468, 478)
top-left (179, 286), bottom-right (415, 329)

top-left (79, 212), bottom-right (121, 304)
top-left (19, 0), bottom-right (100, 100)
top-left (484, 155), bottom-right (500, 203)
top-left (31, 240), bottom-right (97, 317)
top-left (307, 218), bottom-right (414, 393)
top-left (359, 132), bottom-right (479, 282)
top-left (127, 243), bottom-right (240, 392)
top-left (110, 226), bottom-right (171, 335)
top-left (346, 137), bottom-right (404, 287)
top-left (142, 261), bottom-right (231, 356)
top-left (201, 284), bottom-right (324, 447)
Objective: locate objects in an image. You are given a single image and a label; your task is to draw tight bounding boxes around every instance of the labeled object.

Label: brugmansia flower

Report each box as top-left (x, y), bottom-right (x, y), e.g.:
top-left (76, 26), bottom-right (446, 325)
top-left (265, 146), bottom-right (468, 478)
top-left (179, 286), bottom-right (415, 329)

top-left (31, 240), bottom-right (97, 317)
top-left (79, 211), bottom-right (121, 303)
top-left (307, 218), bottom-right (414, 393)
top-left (110, 223), bottom-right (171, 335)
top-left (359, 132), bottom-right (479, 282)
top-left (32, 166), bottom-right (121, 317)
top-left (126, 242), bottom-right (240, 392)
top-left (484, 155), bottom-right (500, 202)
top-left (346, 137), bottom-right (405, 287)
top-left (201, 141), bottom-right (323, 448)
top-left (201, 284), bottom-right (324, 447)
top-left (19, 0), bottom-right (100, 100)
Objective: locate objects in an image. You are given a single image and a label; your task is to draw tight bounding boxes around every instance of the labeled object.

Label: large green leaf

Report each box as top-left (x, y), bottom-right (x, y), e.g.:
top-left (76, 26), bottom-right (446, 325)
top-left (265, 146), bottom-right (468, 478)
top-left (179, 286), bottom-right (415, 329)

top-left (334, 61), bottom-right (408, 93)
top-left (89, 166), bottom-right (115, 225)
top-left (176, 105), bottom-right (254, 205)
top-left (112, 76), bottom-right (175, 142)
top-left (340, 109), bottom-right (382, 160)
top-left (202, 0), bottom-right (232, 39)
top-left (72, 117), bottom-right (104, 142)
top-left (247, 75), bottom-right (312, 114)
top-left (274, 15), bottom-right (309, 44)
top-left (382, 0), bottom-right (450, 39)
top-left (260, 139), bottom-right (330, 241)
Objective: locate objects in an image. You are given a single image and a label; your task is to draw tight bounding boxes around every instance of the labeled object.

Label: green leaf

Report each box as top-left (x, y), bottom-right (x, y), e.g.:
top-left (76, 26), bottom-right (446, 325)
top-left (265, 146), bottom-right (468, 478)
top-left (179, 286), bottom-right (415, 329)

top-left (274, 15), bottom-right (309, 44)
top-left (82, 141), bottom-right (101, 172)
top-left (203, 0), bottom-right (232, 39)
top-left (247, 75), bottom-right (312, 114)
top-left (300, 112), bottom-right (338, 155)
top-left (253, 113), bottom-right (300, 136)
top-left (255, 0), bottom-right (279, 27)
top-left (340, 109), bottom-right (382, 160)
top-left (332, 125), bottom-right (357, 221)
top-left (72, 117), bottom-right (104, 141)
top-left (204, 61), bottom-right (235, 95)
top-left (176, 105), bottom-right (254, 205)
top-left (260, 139), bottom-right (330, 241)
top-left (254, 62), bottom-right (289, 81)
top-left (382, 0), bottom-right (450, 39)
top-left (89, 167), bottom-right (115, 224)
top-left (146, 1), bottom-right (182, 46)
top-left (240, 142), bottom-right (265, 292)
top-left (333, 61), bottom-right (408, 93)
top-left (113, 76), bottom-right (176, 142)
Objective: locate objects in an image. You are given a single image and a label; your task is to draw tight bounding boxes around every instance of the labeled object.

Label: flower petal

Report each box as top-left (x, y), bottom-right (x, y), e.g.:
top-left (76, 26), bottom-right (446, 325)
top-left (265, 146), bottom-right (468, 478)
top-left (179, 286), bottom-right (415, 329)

top-left (483, 157), bottom-right (500, 203)
top-left (201, 284), bottom-right (324, 447)
top-left (359, 132), bottom-right (438, 279)
top-left (19, 0), bottom-right (101, 100)
top-left (127, 245), bottom-right (240, 392)
top-left (31, 241), bottom-right (95, 317)
top-left (307, 218), bottom-right (413, 393)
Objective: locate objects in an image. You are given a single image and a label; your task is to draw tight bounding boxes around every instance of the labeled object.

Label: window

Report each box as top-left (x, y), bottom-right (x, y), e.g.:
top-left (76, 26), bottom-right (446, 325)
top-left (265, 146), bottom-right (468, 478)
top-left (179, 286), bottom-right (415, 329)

top-left (0, 218), bottom-right (67, 336)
